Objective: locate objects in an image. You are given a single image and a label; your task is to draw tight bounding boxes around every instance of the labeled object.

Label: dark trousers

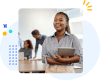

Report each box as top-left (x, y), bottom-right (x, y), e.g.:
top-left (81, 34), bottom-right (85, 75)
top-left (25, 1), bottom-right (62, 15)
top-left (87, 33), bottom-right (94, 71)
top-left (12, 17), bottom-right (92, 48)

top-left (39, 71), bottom-right (45, 74)
top-left (20, 71), bottom-right (45, 74)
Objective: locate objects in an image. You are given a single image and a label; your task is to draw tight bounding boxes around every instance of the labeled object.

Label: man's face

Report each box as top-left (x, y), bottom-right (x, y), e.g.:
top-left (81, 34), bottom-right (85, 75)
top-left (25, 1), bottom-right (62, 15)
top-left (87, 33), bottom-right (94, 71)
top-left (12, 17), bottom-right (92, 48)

top-left (32, 35), bottom-right (40, 39)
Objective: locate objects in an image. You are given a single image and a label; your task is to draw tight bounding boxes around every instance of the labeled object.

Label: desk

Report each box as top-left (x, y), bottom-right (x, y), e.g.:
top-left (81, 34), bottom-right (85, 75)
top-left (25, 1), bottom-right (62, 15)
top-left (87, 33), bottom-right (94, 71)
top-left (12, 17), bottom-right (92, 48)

top-left (19, 59), bottom-right (46, 73)
top-left (19, 59), bottom-right (82, 73)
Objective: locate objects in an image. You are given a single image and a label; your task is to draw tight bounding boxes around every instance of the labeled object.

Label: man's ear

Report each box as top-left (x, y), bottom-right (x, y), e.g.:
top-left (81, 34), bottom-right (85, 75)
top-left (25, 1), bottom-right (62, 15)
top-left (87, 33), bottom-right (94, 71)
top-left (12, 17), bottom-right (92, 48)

top-left (38, 34), bottom-right (40, 38)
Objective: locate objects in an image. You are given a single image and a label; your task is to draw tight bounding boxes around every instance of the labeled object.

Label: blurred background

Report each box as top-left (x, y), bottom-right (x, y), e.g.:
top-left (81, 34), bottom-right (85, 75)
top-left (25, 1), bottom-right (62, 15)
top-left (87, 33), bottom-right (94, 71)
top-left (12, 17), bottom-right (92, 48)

top-left (19, 8), bottom-right (83, 73)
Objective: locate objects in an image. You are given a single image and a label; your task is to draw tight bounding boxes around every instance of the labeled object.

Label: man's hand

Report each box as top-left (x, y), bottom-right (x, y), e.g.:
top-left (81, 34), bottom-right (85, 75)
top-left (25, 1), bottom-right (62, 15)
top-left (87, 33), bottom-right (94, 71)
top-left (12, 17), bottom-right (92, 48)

top-left (24, 57), bottom-right (27, 60)
top-left (33, 55), bottom-right (37, 59)
top-left (54, 54), bottom-right (62, 62)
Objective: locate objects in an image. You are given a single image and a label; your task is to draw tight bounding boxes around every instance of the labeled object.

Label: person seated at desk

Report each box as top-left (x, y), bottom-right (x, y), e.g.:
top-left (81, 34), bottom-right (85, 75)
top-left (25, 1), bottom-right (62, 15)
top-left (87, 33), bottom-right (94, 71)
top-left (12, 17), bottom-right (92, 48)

top-left (42, 12), bottom-right (83, 73)
top-left (19, 40), bottom-right (33, 59)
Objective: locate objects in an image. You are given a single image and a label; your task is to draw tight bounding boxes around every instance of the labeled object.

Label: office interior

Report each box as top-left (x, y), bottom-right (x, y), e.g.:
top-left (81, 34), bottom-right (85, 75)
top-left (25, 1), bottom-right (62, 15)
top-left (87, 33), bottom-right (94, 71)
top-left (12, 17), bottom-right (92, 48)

top-left (19, 8), bottom-right (83, 73)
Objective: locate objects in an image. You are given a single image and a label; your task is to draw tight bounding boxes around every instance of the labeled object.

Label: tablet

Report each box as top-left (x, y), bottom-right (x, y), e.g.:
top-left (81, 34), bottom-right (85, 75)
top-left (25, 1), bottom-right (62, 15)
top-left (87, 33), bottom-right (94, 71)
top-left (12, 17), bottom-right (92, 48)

top-left (58, 47), bottom-right (75, 57)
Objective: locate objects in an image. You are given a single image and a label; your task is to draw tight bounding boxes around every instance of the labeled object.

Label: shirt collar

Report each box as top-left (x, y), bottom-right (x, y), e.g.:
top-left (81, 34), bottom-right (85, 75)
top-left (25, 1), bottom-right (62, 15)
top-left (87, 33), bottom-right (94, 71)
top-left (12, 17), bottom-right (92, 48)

top-left (39, 34), bottom-right (42, 39)
top-left (51, 31), bottom-right (70, 37)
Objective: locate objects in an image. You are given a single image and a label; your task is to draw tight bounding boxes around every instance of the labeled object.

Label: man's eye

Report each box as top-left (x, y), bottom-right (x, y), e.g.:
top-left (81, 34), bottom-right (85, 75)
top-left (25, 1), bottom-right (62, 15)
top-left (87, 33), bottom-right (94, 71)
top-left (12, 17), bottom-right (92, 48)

top-left (54, 20), bottom-right (56, 21)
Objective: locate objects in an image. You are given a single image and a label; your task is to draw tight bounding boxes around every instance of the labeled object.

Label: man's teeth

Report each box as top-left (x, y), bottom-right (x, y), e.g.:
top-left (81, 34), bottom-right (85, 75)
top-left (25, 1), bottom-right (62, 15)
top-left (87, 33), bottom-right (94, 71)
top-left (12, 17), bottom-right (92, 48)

top-left (56, 25), bottom-right (60, 27)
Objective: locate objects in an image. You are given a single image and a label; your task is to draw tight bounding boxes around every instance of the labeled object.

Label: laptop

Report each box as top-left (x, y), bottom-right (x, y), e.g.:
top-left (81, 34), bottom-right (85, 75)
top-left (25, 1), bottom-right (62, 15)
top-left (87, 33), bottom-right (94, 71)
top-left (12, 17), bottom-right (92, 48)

top-left (19, 52), bottom-right (24, 60)
top-left (58, 47), bottom-right (75, 57)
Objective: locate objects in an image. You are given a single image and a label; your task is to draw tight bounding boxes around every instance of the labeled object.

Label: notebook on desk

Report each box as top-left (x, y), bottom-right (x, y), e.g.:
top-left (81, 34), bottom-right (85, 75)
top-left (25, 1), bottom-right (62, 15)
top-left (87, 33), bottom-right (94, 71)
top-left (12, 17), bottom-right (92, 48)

top-left (19, 52), bottom-right (24, 60)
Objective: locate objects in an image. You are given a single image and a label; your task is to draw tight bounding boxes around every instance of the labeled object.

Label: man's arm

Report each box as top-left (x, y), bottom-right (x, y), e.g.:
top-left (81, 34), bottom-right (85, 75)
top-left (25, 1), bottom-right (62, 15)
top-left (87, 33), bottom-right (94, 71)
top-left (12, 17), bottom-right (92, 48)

top-left (35, 40), bottom-right (39, 55)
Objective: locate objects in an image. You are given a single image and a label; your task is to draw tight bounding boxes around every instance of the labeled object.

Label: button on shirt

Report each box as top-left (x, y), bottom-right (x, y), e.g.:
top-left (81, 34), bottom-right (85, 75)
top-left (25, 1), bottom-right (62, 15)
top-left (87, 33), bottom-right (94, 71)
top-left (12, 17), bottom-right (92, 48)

top-left (42, 31), bottom-right (83, 66)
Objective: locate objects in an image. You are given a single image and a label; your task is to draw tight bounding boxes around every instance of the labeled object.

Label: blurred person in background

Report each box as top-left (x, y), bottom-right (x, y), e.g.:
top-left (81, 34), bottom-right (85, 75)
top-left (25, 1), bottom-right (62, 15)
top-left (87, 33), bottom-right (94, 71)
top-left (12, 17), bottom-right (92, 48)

top-left (18, 32), bottom-right (23, 50)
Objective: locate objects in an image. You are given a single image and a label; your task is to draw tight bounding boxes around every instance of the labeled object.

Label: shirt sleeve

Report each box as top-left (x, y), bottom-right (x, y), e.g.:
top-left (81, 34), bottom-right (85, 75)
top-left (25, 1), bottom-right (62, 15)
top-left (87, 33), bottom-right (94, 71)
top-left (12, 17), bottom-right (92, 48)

top-left (72, 34), bottom-right (83, 64)
top-left (35, 40), bottom-right (39, 55)
top-left (44, 35), bottom-right (47, 38)
top-left (35, 53), bottom-right (37, 55)
top-left (42, 37), bottom-right (50, 66)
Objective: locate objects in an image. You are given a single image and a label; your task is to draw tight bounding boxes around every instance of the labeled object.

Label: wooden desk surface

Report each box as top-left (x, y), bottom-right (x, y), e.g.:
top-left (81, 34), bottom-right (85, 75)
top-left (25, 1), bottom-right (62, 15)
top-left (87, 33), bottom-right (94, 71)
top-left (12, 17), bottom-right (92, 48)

top-left (19, 59), bottom-right (46, 72)
top-left (19, 59), bottom-right (82, 72)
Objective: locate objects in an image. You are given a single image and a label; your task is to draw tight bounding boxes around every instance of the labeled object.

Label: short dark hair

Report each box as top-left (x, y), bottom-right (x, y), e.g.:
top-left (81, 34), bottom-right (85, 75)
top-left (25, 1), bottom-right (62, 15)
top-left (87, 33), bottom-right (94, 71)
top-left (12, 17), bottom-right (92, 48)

top-left (31, 29), bottom-right (40, 35)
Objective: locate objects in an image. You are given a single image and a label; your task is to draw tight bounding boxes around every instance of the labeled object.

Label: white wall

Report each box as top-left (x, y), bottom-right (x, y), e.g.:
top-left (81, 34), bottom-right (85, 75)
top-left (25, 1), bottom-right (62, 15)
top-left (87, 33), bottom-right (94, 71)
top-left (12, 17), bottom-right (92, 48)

top-left (19, 9), bottom-right (57, 59)
top-left (57, 8), bottom-right (75, 12)
top-left (69, 17), bottom-right (83, 48)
